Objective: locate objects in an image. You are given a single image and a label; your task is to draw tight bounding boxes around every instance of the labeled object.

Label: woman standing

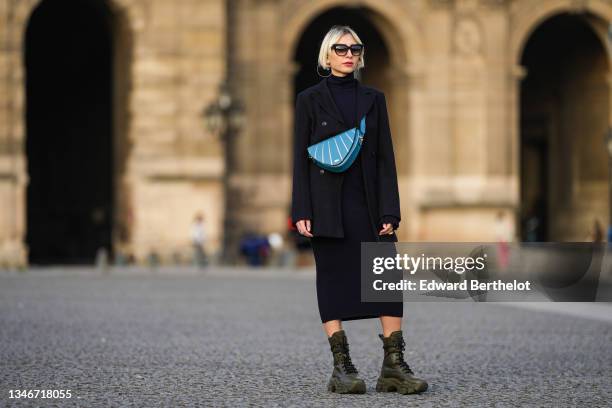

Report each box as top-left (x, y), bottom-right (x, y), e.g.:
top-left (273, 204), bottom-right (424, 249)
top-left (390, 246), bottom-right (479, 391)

top-left (291, 25), bottom-right (428, 395)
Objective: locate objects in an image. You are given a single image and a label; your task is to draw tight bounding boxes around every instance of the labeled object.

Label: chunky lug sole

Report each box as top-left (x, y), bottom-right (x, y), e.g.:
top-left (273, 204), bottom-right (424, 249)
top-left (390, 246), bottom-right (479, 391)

top-left (327, 377), bottom-right (367, 394)
top-left (375, 377), bottom-right (428, 394)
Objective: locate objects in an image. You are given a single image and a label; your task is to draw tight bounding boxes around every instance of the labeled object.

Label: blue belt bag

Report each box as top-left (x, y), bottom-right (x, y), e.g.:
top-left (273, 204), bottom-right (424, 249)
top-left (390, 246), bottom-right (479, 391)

top-left (307, 115), bottom-right (366, 173)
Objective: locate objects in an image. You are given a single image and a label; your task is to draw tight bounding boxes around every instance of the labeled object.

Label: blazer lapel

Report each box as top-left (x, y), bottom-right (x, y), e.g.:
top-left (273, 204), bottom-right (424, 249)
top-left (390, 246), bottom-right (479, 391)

top-left (312, 77), bottom-right (376, 128)
top-left (356, 84), bottom-right (375, 128)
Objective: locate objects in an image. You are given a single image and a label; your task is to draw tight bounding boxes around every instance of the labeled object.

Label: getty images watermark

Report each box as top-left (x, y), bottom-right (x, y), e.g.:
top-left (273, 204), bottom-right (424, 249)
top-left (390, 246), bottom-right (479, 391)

top-left (360, 242), bottom-right (612, 302)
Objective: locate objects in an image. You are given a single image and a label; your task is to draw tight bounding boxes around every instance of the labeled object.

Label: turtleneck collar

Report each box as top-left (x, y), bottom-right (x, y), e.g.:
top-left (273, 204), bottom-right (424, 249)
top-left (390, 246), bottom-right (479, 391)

top-left (327, 71), bottom-right (356, 88)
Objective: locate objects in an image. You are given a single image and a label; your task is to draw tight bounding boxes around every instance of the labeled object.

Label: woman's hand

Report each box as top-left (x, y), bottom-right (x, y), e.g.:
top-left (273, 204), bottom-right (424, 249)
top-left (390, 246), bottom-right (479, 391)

top-left (296, 219), bottom-right (313, 237)
top-left (379, 223), bottom-right (394, 235)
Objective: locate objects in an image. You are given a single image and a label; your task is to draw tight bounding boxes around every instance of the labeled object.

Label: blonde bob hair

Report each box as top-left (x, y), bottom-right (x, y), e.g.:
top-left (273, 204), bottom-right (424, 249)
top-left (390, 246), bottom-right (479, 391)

top-left (317, 25), bottom-right (365, 73)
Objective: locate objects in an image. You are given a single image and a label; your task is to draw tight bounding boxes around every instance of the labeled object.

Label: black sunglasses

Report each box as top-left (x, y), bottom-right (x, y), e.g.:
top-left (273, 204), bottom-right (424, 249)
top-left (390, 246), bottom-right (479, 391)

top-left (331, 43), bottom-right (364, 57)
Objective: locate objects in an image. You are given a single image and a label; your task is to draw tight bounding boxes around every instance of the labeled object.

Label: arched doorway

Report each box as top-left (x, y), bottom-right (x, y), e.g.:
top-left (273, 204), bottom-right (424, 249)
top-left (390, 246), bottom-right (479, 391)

top-left (25, 0), bottom-right (124, 264)
top-left (519, 13), bottom-right (610, 241)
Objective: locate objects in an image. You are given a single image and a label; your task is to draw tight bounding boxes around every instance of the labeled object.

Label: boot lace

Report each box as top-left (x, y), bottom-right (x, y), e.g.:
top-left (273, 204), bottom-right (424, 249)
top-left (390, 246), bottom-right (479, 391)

top-left (334, 342), bottom-right (358, 374)
top-left (395, 338), bottom-right (414, 375)
top-left (340, 353), bottom-right (358, 374)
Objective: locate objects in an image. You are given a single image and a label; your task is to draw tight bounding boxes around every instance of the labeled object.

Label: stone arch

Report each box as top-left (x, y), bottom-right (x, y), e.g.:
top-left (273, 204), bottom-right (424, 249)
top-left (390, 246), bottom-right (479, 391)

top-left (511, 1), bottom-right (612, 241)
top-left (511, 0), bottom-right (612, 65)
top-left (282, 0), bottom-right (424, 71)
top-left (20, 0), bottom-right (134, 263)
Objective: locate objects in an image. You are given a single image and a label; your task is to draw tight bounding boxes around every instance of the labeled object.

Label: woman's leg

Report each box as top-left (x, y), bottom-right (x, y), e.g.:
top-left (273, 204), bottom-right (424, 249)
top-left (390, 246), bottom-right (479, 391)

top-left (324, 319), bottom-right (366, 393)
top-left (323, 319), bottom-right (342, 337)
top-left (379, 315), bottom-right (401, 336)
top-left (376, 315), bottom-right (428, 394)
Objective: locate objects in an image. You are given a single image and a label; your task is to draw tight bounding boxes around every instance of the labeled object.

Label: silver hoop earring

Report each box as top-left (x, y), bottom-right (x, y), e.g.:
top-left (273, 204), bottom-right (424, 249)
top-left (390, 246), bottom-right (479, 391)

top-left (316, 64), bottom-right (331, 78)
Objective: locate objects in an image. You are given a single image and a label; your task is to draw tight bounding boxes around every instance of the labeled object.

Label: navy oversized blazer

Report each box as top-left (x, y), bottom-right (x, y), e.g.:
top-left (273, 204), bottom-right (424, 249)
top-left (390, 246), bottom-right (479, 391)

top-left (290, 77), bottom-right (401, 242)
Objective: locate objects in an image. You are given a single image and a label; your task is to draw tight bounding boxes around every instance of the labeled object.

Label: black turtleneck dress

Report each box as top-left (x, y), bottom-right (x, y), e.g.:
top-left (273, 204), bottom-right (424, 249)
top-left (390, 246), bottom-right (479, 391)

top-left (311, 72), bottom-right (403, 323)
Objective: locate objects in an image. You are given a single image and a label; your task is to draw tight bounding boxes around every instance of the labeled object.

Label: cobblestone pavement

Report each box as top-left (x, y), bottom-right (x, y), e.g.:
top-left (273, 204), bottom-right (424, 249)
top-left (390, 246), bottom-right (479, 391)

top-left (0, 266), bottom-right (611, 407)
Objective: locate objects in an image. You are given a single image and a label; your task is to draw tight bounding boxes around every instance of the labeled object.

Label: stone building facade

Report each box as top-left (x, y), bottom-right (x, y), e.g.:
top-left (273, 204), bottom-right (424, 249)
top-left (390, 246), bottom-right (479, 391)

top-left (1, 0), bottom-right (611, 266)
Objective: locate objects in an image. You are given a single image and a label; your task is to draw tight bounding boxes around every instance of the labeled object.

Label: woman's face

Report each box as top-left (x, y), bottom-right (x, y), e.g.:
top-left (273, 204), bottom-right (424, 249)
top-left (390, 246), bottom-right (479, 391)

top-left (327, 33), bottom-right (361, 77)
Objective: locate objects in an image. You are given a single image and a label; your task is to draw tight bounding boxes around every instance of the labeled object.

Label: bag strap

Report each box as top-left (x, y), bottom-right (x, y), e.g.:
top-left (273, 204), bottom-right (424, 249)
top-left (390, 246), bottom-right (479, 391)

top-left (355, 80), bottom-right (359, 129)
top-left (354, 79), bottom-right (360, 137)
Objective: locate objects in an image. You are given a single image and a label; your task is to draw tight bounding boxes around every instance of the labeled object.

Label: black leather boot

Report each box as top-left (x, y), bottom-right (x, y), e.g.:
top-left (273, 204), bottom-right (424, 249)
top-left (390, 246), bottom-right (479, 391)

top-left (376, 330), bottom-right (428, 394)
top-left (326, 330), bottom-right (366, 394)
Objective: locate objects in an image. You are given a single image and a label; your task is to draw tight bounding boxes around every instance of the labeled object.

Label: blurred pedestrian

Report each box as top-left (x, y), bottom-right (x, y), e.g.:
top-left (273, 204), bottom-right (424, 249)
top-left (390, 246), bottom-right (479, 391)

top-left (239, 232), bottom-right (270, 266)
top-left (589, 218), bottom-right (603, 242)
top-left (191, 212), bottom-right (208, 267)
top-left (494, 210), bottom-right (512, 270)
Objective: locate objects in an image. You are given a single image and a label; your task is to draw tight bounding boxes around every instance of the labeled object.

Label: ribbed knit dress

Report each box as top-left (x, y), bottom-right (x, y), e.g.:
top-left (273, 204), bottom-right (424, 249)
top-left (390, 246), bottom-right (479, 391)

top-left (310, 71), bottom-right (404, 323)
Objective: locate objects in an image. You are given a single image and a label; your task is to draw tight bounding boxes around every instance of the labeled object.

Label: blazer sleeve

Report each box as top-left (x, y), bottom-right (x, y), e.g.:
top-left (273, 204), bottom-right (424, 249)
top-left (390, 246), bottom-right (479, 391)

top-left (290, 92), bottom-right (313, 225)
top-left (376, 92), bottom-right (401, 224)
top-left (378, 214), bottom-right (400, 231)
